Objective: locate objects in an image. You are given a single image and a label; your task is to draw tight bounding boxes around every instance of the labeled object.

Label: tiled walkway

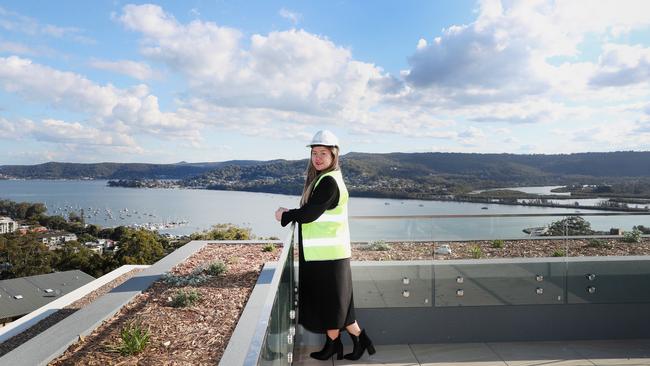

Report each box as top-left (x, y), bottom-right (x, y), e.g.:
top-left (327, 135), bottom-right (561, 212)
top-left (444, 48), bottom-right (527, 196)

top-left (294, 339), bottom-right (650, 366)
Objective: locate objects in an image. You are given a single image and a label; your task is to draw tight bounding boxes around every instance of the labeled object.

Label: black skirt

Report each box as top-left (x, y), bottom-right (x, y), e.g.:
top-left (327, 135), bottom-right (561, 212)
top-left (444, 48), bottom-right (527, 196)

top-left (297, 228), bottom-right (356, 333)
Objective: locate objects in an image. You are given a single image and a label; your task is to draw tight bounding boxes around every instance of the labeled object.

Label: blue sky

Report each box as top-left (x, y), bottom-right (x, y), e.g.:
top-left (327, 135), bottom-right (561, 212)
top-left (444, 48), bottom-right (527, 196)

top-left (1, 0), bottom-right (650, 164)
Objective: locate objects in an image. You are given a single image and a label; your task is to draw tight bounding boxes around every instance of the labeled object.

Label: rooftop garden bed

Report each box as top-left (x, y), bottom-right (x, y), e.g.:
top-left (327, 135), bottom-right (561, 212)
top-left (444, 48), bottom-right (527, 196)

top-left (49, 243), bottom-right (280, 365)
top-left (350, 237), bottom-right (650, 261)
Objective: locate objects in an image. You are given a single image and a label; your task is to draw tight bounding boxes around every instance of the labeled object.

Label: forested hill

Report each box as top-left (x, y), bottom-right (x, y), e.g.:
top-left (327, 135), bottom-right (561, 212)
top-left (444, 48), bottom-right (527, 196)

top-left (179, 151), bottom-right (650, 198)
top-left (2, 151), bottom-right (650, 197)
top-left (0, 160), bottom-right (264, 179)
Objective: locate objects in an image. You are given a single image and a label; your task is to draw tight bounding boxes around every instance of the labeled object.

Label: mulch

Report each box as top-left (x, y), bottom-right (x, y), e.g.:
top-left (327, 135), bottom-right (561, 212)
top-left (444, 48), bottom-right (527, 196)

top-left (351, 238), bottom-right (650, 261)
top-left (48, 243), bottom-right (279, 366)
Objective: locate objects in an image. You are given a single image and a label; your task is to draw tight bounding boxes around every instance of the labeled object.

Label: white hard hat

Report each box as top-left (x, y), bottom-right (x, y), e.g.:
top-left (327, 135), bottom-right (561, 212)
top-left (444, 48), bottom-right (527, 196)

top-left (307, 130), bottom-right (339, 147)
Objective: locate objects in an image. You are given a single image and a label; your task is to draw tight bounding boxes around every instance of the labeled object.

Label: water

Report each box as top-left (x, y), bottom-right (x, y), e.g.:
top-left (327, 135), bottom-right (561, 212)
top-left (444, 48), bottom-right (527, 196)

top-left (1, 180), bottom-right (647, 241)
top-left (471, 185), bottom-right (571, 195)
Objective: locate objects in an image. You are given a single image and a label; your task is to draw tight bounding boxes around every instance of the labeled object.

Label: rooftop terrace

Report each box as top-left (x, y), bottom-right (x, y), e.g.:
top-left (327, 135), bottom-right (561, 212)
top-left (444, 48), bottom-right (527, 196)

top-left (1, 213), bottom-right (649, 365)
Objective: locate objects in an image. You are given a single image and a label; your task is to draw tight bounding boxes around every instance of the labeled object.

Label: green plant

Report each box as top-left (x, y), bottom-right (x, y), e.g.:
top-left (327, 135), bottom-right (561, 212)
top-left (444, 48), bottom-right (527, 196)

top-left (491, 239), bottom-right (504, 248)
top-left (587, 238), bottom-right (611, 248)
top-left (552, 249), bottom-right (566, 257)
top-left (363, 240), bottom-right (391, 251)
top-left (205, 261), bottom-right (228, 276)
top-left (262, 243), bottom-right (276, 252)
top-left (469, 246), bottom-right (482, 259)
top-left (546, 216), bottom-right (594, 236)
top-left (190, 223), bottom-right (253, 240)
top-left (622, 229), bottom-right (642, 243)
top-left (161, 270), bottom-right (210, 286)
top-left (171, 289), bottom-right (201, 308)
top-left (113, 322), bottom-right (150, 355)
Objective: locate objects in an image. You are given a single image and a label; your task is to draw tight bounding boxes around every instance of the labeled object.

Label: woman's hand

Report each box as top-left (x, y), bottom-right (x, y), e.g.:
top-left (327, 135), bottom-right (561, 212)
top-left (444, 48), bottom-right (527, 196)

top-left (275, 207), bottom-right (289, 222)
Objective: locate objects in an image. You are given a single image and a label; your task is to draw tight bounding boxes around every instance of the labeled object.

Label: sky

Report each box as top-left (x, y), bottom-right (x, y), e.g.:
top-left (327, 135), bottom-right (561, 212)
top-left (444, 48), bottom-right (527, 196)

top-left (1, 0), bottom-right (650, 165)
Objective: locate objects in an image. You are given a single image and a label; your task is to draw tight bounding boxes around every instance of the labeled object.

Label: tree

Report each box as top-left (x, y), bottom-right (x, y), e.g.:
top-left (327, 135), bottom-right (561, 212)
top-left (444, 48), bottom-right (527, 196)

top-left (0, 233), bottom-right (53, 279)
top-left (115, 229), bottom-right (164, 265)
top-left (190, 223), bottom-right (253, 240)
top-left (546, 216), bottom-right (594, 236)
top-left (53, 242), bottom-right (104, 277)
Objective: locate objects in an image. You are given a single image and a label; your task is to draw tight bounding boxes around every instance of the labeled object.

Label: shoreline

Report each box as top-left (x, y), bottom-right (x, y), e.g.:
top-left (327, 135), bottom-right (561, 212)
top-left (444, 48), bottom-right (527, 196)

top-left (4, 178), bottom-right (650, 209)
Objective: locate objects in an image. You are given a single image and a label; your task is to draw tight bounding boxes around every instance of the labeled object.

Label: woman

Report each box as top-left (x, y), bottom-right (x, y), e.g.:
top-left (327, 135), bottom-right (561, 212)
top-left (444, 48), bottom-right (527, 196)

top-left (275, 130), bottom-right (375, 361)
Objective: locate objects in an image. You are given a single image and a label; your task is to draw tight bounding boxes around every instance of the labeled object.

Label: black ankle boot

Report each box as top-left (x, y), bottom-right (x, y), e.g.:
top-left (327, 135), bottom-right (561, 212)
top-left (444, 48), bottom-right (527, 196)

top-left (310, 335), bottom-right (343, 360)
top-left (344, 329), bottom-right (376, 360)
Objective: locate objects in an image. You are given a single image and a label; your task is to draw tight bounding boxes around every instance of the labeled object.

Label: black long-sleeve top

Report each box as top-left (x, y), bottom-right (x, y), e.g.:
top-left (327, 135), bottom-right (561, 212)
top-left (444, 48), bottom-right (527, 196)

top-left (281, 176), bottom-right (339, 227)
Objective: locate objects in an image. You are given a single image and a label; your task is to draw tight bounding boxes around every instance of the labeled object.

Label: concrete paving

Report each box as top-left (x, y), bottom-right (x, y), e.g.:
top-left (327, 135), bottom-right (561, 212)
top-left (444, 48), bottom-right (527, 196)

top-left (294, 339), bottom-right (650, 366)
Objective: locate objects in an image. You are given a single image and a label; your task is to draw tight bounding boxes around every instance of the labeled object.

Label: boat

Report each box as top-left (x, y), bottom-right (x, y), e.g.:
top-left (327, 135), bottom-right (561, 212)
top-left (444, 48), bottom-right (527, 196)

top-left (481, 206), bottom-right (488, 210)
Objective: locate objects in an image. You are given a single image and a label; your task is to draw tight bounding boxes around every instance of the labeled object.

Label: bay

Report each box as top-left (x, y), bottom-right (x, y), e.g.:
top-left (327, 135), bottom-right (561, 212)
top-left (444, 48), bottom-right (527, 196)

top-left (0, 180), bottom-right (647, 241)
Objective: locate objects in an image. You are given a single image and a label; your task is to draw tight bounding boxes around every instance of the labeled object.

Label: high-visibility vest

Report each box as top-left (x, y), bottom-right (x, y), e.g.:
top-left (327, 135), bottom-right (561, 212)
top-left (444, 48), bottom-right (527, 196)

top-left (302, 170), bottom-right (351, 261)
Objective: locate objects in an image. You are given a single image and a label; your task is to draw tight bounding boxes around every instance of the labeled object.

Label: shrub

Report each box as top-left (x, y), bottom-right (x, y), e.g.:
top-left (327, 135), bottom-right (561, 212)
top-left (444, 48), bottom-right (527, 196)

top-left (262, 243), bottom-right (276, 252)
top-left (113, 322), bottom-right (150, 356)
top-left (205, 261), bottom-right (228, 276)
top-left (552, 249), bottom-right (566, 257)
top-left (546, 216), bottom-right (594, 236)
top-left (587, 238), bottom-right (611, 248)
top-left (161, 270), bottom-right (210, 286)
top-left (622, 229), bottom-right (642, 243)
top-left (171, 289), bottom-right (201, 308)
top-left (491, 239), bottom-right (504, 248)
top-left (363, 240), bottom-right (391, 251)
top-left (190, 223), bottom-right (253, 240)
top-left (469, 246), bottom-right (482, 259)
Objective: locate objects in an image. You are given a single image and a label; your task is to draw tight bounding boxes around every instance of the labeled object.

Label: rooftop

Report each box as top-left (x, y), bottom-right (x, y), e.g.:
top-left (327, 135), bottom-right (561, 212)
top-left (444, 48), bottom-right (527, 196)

top-left (0, 270), bottom-right (95, 320)
top-left (1, 213), bottom-right (650, 365)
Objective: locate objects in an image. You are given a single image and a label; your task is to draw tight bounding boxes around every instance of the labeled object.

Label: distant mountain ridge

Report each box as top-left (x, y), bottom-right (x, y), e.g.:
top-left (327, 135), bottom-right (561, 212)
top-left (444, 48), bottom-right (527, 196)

top-left (0, 160), bottom-right (264, 179)
top-left (177, 151), bottom-right (650, 198)
top-left (2, 152), bottom-right (650, 195)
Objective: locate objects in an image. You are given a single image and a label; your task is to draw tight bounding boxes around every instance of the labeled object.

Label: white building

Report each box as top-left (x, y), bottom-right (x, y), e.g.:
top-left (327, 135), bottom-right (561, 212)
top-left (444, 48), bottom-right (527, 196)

top-left (39, 232), bottom-right (78, 250)
top-left (0, 217), bottom-right (17, 234)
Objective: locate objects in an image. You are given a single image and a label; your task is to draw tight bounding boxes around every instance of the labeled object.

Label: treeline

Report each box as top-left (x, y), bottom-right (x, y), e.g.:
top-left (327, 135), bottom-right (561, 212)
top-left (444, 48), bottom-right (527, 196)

top-left (0, 200), bottom-right (180, 280)
top-left (0, 200), bottom-right (262, 280)
top-left (0, 161), bottom-right (262, 180)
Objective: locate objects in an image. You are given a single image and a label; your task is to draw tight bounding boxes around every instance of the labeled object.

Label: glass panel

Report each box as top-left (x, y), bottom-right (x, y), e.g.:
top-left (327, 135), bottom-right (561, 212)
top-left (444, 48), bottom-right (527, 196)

top-left (566, 258), bottom-right (650, 304)
top-left (565, 213), bottom-right (650, 306)
top-left (348, 213), bottom-right (650, 311)
top-left (352, 263), bottom-right (432, 308)
top-left (433, 261), bottom-right (566, 306)
top-left (258, 235), bottom-right (295, 365)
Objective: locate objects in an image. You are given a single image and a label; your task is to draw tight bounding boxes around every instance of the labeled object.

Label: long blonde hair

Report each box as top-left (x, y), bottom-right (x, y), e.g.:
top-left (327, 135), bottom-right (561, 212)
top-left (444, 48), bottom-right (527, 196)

top-left (300, 146), bottom-right (340, 206)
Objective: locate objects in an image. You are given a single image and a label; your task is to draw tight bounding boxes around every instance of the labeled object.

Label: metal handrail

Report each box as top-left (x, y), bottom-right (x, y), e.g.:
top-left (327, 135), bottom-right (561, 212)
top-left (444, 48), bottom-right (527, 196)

top-left (350, 212), bottom-right (650, 219)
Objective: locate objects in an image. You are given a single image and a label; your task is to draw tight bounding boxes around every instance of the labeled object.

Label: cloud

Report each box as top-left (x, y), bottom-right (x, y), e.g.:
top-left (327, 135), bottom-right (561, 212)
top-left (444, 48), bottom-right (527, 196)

top-left (279, 8), bottom-right (302, 25)
top-left (0, 6), bottom-right (94, 43)
top-left (0, 117), bottom-right (132, 145)
top-left (0, 40), bottom-right (35, 55)
top-left (89, 59), bottom-right (156, 80)
top-left (404, 0), bottom-right (650, 106)
top-left (33, 119), bottom-right (137, 147)
top-left (116, 4), bottom-right (393, 118)
top-left (589, 43), bottom-right (650, 87)
top-left (467, 100), bottom-right (565, 124)
top-left (0, 55), bottom-right (201, 143)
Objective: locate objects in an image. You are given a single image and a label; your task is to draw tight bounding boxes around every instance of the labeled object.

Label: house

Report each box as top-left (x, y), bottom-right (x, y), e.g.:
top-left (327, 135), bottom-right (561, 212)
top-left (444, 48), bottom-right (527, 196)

top-left (0, 217), bottom-right (17, 234)
top-left (83, 238), bottom-right (116, 254)
top-left (17, 225), bottom-right (48, 235)
top-left (38, 232), bottom-right (78, 250)
top-left (0, 270), bottom-right (95, 327)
